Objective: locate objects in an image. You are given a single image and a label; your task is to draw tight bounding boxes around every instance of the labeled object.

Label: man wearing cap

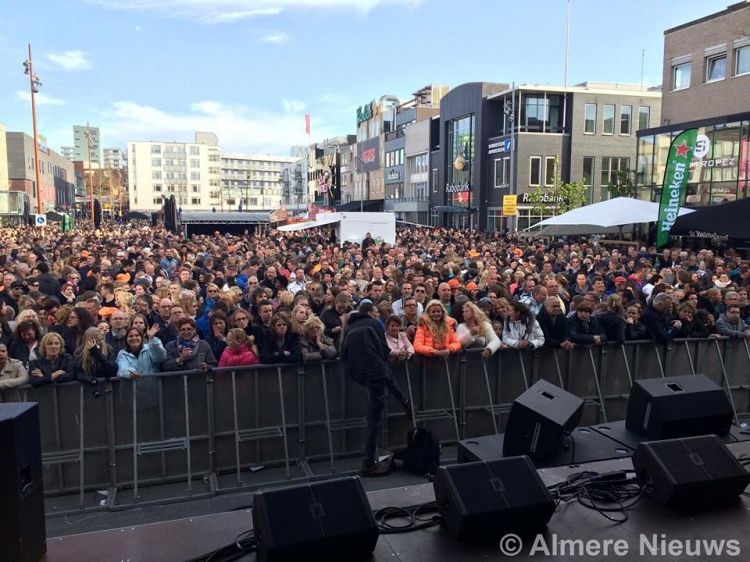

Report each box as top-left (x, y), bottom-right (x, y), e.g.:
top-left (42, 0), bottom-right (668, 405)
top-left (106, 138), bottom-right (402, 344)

top-left (35, 262), bottom-right (61, 297)
top-left (606, 276), bottom-right (629, 297)
top-left (3, 281), bottom-right (25, 315)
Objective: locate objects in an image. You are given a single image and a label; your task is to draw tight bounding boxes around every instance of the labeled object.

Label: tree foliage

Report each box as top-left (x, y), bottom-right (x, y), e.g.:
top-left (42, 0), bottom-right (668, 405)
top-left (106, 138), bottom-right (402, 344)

top-left (607, 168), bottom-right (638, 199)
top-left (528, 155), bottom-right (588, 216)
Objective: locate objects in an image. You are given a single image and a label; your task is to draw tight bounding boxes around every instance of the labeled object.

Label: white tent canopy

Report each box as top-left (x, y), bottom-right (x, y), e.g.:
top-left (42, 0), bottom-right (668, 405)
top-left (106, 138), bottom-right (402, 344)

top-left (519, 197), bottom-right (695, 237)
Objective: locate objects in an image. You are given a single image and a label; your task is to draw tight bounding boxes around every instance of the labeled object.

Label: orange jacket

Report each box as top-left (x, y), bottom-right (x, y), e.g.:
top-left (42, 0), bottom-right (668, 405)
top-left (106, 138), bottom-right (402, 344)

top-left (414, 321), bottom-right (462, 356)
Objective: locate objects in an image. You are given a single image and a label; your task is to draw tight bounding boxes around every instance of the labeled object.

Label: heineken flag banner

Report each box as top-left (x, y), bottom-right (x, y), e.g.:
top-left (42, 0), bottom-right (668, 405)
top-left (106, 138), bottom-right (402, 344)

top-left (656, 128), bottom-right (698, 248)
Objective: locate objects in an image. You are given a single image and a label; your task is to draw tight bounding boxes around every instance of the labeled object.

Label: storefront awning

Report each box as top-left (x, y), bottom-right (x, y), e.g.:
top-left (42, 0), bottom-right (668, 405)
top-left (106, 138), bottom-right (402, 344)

top-left (434, 205), bottom-right (471, 214)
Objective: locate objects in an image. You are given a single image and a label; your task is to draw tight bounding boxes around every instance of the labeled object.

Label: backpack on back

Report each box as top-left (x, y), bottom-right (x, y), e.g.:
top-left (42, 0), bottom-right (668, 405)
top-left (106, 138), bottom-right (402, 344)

top-left (393, 427), bottom-right (441, 476)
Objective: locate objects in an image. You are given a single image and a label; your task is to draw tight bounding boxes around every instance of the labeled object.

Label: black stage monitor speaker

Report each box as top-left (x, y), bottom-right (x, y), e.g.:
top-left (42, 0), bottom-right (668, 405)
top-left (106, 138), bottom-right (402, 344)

top-left (434, 457), bottom-right (556, 544)
top-left (625, 374), bottom-right (733, 440)
top-left (632, 435), bottom-right (750, 510)
top-left (252, 476), bottom-right (378, 562)
top-left (0, 403), bottom-right (47, 562)
top-left (503, 379), bottom-right (584, 460)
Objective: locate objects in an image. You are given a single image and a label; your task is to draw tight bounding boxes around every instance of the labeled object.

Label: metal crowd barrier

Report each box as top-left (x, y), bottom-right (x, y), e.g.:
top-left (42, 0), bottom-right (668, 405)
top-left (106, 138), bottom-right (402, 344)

top-left (1, 337), bottom-right (749, 515)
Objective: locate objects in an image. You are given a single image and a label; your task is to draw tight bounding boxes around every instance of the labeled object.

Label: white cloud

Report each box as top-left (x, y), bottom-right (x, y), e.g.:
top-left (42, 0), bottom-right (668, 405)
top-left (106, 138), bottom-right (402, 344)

top-left (86, 0), bottom-right (424, 24)
top-left (98, 100), bottom-right (338, 153)
top-left (282, 99), bottom-right (305, 113)
top-left (46, 50), bottom-right (92, 71)
top-left (261, 33), bottom-right (289, 44)
top-left (15, 91), bottom-right (67, 106)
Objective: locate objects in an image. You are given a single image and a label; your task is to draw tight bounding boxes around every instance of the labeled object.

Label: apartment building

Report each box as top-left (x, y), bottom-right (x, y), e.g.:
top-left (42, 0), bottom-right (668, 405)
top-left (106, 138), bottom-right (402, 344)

top-left (638, 1), bottom-right (750, 206)
top-left (127, 132), bottom-right (222, 212)
top-left (220, 153), bottom-right (298, 211)
top-left (73, 125), bottom-right (102, 165)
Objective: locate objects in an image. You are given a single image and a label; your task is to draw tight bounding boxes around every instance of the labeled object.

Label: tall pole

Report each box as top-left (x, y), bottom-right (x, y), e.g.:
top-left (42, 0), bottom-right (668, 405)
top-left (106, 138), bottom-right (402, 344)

top-left (87, 123), bottom-right (94, 220)
top-left (564, 0), bottom-right (571, 88)
top-left (640, 49), bottom-right (646, 90)
top-left (27, 45), bottom-right (43, 216)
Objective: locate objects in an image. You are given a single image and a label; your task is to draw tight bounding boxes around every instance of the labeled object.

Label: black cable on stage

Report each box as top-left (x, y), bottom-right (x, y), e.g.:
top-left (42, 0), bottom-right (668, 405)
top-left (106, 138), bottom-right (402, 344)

top-left (373, 501), bottom-right (442, 534)
top-left (547, 470), bottom-right (644, 524)
top-left (184, 529), bottom-right (257, 562)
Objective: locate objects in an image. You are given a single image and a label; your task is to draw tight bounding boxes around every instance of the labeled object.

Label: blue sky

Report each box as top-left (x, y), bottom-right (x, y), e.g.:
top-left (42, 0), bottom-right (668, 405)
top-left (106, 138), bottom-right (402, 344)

top-left (0, 0), bottom-right (733, 155)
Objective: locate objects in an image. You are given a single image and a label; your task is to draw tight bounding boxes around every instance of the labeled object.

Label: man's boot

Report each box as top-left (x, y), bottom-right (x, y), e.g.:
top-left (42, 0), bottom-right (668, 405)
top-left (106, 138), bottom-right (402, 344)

top-left (360, 458), bottom-right (391, 477)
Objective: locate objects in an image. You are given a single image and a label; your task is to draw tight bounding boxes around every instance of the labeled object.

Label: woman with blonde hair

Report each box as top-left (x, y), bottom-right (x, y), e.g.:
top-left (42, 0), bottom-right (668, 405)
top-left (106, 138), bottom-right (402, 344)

top-left (456, 301), bottom-right (503, 359)
top-left (115, 289), bottom-right (135, 316)
top-left (73, 327), bottom-right (117, 386)
top-left (414, 300), bottom-right (462, 358)
top-left (29, 332), bottom-right (75, 387)
top-left (276, 290), bottom-right (294, 312)
top-left (290, 304), bottom-right (309, 335)
top-left (299, 315), bottom-right (338, 363)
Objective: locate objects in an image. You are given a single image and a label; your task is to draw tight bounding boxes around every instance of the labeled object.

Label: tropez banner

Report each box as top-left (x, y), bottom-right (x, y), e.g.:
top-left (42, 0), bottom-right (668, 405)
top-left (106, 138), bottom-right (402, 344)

top-left (656, 128), bottom-right (698, 248)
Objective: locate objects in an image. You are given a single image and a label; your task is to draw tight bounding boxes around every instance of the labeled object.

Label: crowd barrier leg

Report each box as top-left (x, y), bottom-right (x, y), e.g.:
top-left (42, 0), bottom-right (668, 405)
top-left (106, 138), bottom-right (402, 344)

top-left (205, 373), bottom-right (216, 477)
top-left (183, 375), bottom-right (193, 496)
top-left (714, 339), bottom-right (740, 427)
top-left (683, 341), bottom-right (697, 375)
top-left (618, 345), bottom-right (633, 388)
top-left (404, 362), bottom-right (417, 427)
top-left (518, 350), bottom-right (530, 390)
top-left (587, 348), bottom-right (608, 424)
top-left (552, 351), bottom-right (565, 388)
top-left (132, 381), bottom-right (138, 503)
top-left (443, 360), bottom-right (460, 442)
top-left (653, 343), bottom-right (666, 377)
top-left (275, 367), bottom-right (291, 480)
top-left (481, 360), bottom-right (499, 435)
top-left (414, 359), bottom-right (455, 427)
top-left (105, 381), bottom-right (118, 505)
top-left (297, 364), bottom-right (306, 465)
top-left (320, 363), bottom-right (337, 474)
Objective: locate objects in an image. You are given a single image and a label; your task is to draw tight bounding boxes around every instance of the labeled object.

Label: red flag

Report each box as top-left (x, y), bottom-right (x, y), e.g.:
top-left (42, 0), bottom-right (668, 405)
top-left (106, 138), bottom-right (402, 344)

top-left (304, 114), bottom-right (311, 135)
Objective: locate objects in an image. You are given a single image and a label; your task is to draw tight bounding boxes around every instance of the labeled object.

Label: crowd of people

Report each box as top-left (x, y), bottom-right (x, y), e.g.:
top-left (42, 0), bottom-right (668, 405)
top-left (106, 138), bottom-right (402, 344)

top-left (0, 220), bottom-right (747, 397)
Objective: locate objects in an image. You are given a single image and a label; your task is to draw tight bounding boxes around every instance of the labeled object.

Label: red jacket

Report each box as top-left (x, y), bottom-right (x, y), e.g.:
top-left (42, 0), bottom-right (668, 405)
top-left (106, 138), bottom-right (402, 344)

top-left (218, 343), bottom-right (260, 368)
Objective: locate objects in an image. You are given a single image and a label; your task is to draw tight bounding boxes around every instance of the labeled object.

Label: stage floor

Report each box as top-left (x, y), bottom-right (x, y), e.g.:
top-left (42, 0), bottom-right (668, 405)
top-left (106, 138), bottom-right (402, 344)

top-left (45, 441), bottom-right (750, 562)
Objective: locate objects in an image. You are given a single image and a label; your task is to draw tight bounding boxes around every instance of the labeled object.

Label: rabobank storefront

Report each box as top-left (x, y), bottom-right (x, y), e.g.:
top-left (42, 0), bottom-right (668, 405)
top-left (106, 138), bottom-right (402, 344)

top-left (637, 113), bottom-right (749, 205)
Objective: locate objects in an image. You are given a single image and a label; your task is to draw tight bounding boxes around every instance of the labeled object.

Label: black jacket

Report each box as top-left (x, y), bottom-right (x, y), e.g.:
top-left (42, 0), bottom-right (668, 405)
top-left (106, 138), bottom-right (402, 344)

top-left (597, 312), bottom-right (626, 344)
top-left (72, 345), bottom-right (118, 384)
top-left (340, 312), bottom-right (390, 382)
top-left (568, 314), bottom-right (608, 346)
top-left (36, 273), bottom-right (61, 297)
top-left (536, 308), bottom-right (571, 348)
top-left (642, 305), bottom-right (674, 344)
top-left (105, 330), bottom-right (128, 356)
top-left (625, 321), bottom-right (648, 341)
top-left (29, 354), bottom-right (75, 387)
top-left (50, 325), bottom-right (80, 355)
top-left (259, 332), bottom-right (301, 365)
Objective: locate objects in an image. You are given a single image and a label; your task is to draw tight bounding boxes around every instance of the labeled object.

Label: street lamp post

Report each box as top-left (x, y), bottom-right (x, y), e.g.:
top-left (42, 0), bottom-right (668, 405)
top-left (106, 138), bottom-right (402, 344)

top-left (23, 45), bottom-right (44, 216)
top-left (503, 83), bottom-right (516, 231)
top-left (85, 123), bottom-right (94, 220)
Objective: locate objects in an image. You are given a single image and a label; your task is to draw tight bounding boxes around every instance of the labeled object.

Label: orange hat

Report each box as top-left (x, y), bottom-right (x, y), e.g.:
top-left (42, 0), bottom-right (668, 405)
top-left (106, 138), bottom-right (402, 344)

top-left (81, 250), bottom-right (90, 257)
top-left (115, 274), bottom-right (130, 283)
top-left (448, 278), bottom-right (460, 288)
top-left (466, 282), bottom-right (478, 290)
top-left (468, 250), bottom-right (480, 258)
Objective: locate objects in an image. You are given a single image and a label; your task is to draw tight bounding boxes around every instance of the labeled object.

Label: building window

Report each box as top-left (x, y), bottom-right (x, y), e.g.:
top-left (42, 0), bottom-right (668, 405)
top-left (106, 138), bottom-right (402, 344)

top-left (672, 62), bottom-right (691, 90)
top-left (544, 157), bottom-right (556, 186)
top-left (151, 158), bottom-right (161, 167)
top-left (620, 106), bottom-right (632, 135)
top-left (494, 158), bottom-right (510, 188)
top-left (190, 146), bottom-right (200, 155)
top-left (638, 106), bottom-right (650, 130)
top-left (736, 45), bottom-right (750, 76)
top-left (190, 172), bottom-right (200, 181)
top-left (152, 171), bottom-right (162, 180)
top-left (705, 53), bottom-right (726, 82)
top-left (603, 105), bottom-right (615, 135)
top-left (530, 156), bottom-right (542, 186)
top-left (584, 104), bottom-right (596, 134)
top-left (601, 157), bottom-right (630, 199)
top-left (153, 197), bottom-right (162, 204)
top-left (154, 184), bottom-right (162, 192)
top-left (190, 159), bottom-right (200, 167)
top-left (151, 145), bottom-right (161, 154)
top-left (432, 168), bottom-right (438, 193)
top-left (191, 198), bottom-right (201, 205)
top-left (192, 185), bottom-right (199, 193)
top-left (583, 157), bottom-right (595, 204)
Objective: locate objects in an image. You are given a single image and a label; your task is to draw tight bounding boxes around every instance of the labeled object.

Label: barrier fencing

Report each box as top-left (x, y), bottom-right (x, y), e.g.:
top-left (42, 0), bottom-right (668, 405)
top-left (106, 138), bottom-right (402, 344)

top-left (1, 337), bottom-right (749, 515)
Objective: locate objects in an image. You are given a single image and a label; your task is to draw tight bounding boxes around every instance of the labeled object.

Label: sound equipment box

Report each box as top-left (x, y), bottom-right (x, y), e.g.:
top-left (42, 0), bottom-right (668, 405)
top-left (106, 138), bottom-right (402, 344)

top-left (632, 435), bottom-right (750, 510)
top-left (252, 476), bottom-right (378, 562)
top-left (433, 457), bottom-right (556, 544)
top-left (0, 403), bottom-right (46, 562)
top-left (503, 380), bottom-right (584, 460)
top-left (626, 374), bottom-right (733, 440)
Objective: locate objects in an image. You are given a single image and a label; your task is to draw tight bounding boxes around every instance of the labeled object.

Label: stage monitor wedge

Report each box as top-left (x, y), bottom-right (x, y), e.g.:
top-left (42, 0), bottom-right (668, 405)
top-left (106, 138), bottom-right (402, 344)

top-left (434, 457), bottom-right (556, 544)
top-left (626, 374), bottom-right (733, 440)
top-left (632, 435), bottom-right (750, 510)
top-left (252, 476), bottom-right (378, 562)
top-left (0, 403), bottom-right (47, 562)
top-left (503, 380), bottom-right (584, 461)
